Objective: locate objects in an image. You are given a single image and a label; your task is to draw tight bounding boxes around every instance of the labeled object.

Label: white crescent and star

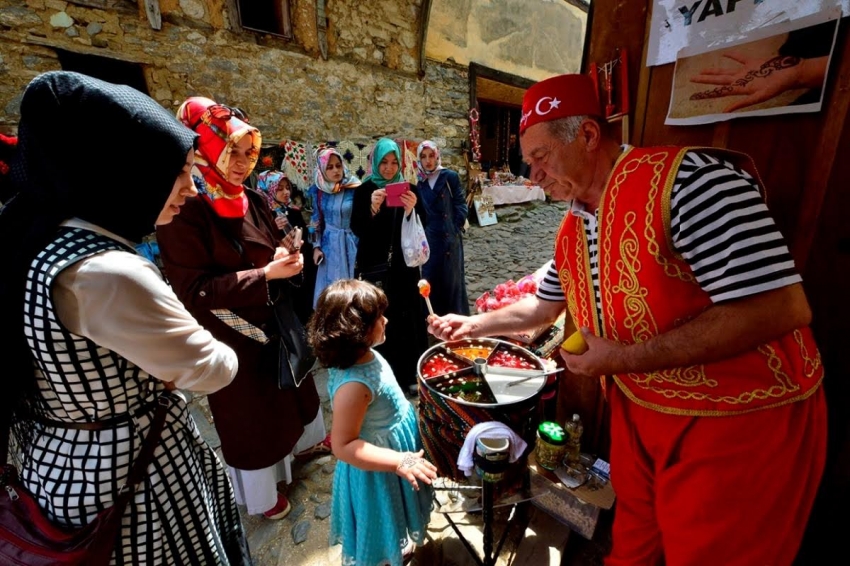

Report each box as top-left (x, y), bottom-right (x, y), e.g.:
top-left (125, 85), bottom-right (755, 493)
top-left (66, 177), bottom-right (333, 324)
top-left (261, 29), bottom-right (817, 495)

top-left (535, 96), bottom-right (562, 115)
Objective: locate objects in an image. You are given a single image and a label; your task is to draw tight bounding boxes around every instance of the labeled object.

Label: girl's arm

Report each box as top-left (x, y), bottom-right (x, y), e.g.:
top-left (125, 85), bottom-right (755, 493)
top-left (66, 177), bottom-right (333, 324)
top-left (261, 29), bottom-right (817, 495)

top-left (332, 381), bottom-right (437, 490)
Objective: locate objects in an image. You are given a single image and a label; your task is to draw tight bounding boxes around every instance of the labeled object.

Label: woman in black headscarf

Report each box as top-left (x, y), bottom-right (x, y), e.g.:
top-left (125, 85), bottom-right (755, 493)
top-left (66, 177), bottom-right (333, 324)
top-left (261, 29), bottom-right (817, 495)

top-left (0, 71), bottom-right (251, 565)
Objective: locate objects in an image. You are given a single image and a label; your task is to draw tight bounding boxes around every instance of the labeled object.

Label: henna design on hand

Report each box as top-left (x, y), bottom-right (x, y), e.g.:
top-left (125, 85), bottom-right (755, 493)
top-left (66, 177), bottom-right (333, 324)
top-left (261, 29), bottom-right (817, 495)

top-left (690, 56), bottom-right (802, 101)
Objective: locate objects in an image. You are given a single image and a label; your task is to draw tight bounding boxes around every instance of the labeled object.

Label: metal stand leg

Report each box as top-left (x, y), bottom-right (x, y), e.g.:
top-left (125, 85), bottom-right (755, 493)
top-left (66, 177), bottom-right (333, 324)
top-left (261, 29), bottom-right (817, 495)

top-left (482, 481), bottom-right (494, 564)
top-left (441, 475), bottom-right (527, 566)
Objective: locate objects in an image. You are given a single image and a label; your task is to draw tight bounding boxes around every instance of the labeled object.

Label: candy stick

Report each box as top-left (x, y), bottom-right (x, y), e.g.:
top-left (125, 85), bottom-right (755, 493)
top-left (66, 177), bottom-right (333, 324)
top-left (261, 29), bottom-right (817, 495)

top-left (417, 279), bottom-right (434, 316)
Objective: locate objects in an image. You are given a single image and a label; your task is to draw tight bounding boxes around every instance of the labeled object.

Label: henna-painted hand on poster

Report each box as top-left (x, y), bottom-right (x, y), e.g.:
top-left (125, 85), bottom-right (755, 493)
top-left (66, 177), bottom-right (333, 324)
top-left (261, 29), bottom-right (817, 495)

top-left (689, 52), bottom-right (828, 113)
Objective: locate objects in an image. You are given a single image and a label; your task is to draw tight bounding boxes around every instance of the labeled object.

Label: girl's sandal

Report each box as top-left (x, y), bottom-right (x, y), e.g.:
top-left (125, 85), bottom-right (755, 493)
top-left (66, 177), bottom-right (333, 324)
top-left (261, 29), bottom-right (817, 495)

top-left (294, 434), bottom-right (332, 459)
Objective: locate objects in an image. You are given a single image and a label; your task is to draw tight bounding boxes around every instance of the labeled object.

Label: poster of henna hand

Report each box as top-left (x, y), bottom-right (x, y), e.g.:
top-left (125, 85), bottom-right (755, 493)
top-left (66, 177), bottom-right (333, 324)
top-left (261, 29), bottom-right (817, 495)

top-left (665, 9), bottom-right (839, 126)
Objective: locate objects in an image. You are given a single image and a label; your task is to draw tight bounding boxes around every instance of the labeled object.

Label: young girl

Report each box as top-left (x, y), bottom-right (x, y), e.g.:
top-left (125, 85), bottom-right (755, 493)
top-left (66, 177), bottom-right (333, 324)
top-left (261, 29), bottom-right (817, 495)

top-left (307, 279), bottom-right (436, 566)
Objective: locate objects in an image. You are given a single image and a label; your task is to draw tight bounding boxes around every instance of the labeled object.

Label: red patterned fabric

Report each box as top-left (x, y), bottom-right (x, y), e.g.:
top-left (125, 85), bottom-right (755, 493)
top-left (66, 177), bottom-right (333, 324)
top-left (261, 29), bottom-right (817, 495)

top-left (176, 97), bottom-right (260, 218)
top-left (554, 146), bottom-right (824, 416)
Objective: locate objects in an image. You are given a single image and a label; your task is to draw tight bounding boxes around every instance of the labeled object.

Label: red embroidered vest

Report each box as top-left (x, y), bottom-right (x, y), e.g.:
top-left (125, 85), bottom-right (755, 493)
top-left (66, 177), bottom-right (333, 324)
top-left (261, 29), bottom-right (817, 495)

top-left (554, 146), bottom-right (823, 416)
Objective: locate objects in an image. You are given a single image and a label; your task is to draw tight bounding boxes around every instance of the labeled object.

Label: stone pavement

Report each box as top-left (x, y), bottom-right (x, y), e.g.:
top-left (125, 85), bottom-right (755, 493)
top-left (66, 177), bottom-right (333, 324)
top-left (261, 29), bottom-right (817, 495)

top-left (188, 199), bottom-right (611, 565)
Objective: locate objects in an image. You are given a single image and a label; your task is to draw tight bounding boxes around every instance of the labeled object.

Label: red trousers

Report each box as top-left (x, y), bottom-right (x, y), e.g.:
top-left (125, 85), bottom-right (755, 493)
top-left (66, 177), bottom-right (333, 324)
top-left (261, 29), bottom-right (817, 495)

top-left (606, 384), bottom-right (826, 566)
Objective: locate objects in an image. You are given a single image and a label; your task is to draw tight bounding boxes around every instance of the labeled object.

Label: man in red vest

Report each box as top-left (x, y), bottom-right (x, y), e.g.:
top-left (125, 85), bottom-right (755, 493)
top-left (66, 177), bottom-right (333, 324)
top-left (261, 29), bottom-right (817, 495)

top-left (427, 73), bottom-right (826, 565)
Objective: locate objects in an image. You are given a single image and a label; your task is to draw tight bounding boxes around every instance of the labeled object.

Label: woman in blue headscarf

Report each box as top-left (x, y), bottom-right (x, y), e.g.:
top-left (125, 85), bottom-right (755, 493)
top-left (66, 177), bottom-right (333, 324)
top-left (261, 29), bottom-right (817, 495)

top-left (351, 138), bottom-right (429, 394)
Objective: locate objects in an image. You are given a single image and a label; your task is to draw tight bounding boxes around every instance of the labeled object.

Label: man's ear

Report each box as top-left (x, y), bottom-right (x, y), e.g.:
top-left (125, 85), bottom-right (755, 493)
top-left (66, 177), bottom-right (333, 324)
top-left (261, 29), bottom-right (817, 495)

top-left (581, 119), bottom-right (603, 151)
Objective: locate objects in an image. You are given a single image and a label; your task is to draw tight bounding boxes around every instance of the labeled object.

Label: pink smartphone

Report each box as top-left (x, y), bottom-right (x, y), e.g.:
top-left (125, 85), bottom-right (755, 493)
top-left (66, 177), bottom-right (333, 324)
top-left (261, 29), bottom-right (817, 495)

top-left (385, 182), bottom-right (409, 207)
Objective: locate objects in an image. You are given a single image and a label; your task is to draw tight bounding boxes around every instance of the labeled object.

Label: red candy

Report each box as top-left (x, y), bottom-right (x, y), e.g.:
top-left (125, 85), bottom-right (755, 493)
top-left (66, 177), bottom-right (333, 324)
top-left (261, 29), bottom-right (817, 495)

top-left (421, 354), bottom-right (463, 378)
top-left (488, 350), bottom-right (536, 370)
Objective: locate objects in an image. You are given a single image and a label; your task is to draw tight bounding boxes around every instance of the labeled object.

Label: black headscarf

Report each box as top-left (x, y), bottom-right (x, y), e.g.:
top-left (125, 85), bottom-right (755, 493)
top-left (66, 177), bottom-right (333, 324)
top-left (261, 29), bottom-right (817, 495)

top-left (0, 71), bottom-right (197, 458)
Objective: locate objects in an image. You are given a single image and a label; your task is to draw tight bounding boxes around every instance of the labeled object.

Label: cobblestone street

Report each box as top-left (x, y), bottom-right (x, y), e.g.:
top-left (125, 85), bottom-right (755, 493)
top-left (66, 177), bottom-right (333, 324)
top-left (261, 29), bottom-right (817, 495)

top-left (188, 199), bottom-right (612, 565)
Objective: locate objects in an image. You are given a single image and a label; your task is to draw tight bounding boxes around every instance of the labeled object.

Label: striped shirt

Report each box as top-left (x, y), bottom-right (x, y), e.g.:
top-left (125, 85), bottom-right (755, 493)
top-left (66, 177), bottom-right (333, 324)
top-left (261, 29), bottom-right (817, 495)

top-left (537, 150), bottom-right (801, 313)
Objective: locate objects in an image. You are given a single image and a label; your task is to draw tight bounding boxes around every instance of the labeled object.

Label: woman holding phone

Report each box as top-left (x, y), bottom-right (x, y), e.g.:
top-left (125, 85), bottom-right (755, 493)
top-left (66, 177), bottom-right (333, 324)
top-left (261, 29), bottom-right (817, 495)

top-left (157, 97), bottom-right (329, 522)
top-left (351, 138), bottom-right (429, 394)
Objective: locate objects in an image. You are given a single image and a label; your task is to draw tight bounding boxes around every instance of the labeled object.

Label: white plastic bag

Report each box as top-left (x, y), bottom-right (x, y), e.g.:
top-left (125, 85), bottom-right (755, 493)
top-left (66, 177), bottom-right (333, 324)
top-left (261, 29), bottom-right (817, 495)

top-left (401, 212), bottom-right (430, 267)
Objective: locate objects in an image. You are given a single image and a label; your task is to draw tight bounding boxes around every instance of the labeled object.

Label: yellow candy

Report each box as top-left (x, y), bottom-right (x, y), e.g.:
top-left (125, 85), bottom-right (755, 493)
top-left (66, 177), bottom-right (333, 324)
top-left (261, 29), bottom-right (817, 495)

top-left (561, 330), bottom-right (588, 355)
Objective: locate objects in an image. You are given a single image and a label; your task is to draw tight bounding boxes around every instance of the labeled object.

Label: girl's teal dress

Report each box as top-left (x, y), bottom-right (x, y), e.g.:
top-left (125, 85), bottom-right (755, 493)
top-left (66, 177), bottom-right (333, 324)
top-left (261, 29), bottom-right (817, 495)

top-left (328, 351), bottom-right (433, 566)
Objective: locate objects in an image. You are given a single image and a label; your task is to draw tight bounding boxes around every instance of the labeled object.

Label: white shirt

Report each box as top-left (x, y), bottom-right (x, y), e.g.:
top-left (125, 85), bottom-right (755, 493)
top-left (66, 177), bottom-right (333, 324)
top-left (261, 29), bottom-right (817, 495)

top-left (53, 219), bottom-right (238, 393)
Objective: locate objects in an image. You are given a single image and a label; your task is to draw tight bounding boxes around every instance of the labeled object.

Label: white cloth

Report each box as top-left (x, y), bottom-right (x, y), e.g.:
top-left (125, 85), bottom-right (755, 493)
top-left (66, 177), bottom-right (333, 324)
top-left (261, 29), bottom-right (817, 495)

top-left (481, 184), bottom-right (546, 205)
top-left (54, 220), bottom-right (238, 393)
top-left (457, 421), bottom-right (528, 478)
top-left (229, 408), bottom-right (326, 514)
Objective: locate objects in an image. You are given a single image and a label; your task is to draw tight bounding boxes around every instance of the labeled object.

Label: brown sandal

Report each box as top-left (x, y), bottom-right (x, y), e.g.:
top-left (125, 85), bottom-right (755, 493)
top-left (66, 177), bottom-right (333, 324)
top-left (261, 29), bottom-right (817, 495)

top-left (294, 434), bottom-right (332, 459)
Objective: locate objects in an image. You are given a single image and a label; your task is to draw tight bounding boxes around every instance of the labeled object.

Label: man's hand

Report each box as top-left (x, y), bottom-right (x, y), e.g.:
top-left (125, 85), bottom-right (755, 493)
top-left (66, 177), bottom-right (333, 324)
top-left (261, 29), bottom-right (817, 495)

top-left (560, 328), bottom-right (627, 377)
top-left (427, 313), bottom-right (481, 341)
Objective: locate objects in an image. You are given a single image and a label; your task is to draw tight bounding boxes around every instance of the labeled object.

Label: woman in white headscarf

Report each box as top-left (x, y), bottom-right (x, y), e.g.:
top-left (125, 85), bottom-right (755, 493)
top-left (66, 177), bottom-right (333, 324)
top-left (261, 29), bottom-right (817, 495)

top-left (416, 140), bottom-right (469, 315)
top-left (306, 147), bottom-right (362, 306)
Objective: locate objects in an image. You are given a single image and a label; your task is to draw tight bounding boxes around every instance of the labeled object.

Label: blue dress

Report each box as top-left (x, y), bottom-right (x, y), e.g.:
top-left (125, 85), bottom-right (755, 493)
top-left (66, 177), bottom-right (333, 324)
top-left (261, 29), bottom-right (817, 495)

top-left (328, 352), bottom-right (433, 566)
top-left (309, 185), bottom-right (359, 306)
top-left (418, 169), bottom-right (470, 315)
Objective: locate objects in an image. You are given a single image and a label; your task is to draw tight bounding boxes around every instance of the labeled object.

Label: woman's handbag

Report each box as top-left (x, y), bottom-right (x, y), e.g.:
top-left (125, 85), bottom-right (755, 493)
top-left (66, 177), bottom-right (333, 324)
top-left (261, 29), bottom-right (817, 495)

top-left (205, 204), bottom-right (314, 390)
top-left (400, 212), bottom-right (429, 268)
top-left (356, 260), bottom-right (391, 291)
top-left (0, 396), bottom-right (170, 566)
top-left (271, 292), bottom-right (315, 390)
top-left (356, 209), bottom-right (396, 291)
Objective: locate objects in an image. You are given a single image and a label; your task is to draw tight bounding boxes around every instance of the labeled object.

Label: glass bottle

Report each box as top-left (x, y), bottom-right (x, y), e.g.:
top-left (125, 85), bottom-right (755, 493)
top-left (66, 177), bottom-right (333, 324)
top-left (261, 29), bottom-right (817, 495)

top-left (564, 413), bottom-right (584, 466)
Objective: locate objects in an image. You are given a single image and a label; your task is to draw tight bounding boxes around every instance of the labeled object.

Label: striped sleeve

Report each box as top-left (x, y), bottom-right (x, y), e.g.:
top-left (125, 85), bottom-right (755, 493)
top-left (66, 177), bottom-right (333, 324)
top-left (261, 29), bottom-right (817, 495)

top-left (536, 259), bottom-right (566, 302)
top-left (670, 151), bottom-right (801, 303)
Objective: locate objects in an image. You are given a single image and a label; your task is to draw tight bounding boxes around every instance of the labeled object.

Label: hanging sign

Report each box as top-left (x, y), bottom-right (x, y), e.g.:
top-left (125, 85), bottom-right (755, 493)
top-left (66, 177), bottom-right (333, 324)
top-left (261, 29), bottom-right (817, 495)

top-left (665, 9), bottom-right (840, 125)
top-left (647, 0), bottom-right (848, 67)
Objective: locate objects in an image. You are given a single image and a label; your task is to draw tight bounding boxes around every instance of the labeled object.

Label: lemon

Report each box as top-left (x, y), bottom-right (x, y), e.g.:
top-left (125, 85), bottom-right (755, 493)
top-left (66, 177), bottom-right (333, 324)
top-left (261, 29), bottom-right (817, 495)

top-left (561, 330), bottom-right (588, 355)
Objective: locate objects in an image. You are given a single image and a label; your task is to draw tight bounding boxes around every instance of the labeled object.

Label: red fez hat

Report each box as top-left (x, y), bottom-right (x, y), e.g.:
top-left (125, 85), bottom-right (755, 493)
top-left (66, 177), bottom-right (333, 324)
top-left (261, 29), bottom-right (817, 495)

top-left (520, 74), bottom-right (601, 135)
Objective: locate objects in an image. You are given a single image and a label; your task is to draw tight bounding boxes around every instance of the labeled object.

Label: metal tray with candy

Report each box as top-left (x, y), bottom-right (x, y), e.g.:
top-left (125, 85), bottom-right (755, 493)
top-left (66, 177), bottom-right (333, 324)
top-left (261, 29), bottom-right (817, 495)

top-left (418, 338), bottom-right (549, 408)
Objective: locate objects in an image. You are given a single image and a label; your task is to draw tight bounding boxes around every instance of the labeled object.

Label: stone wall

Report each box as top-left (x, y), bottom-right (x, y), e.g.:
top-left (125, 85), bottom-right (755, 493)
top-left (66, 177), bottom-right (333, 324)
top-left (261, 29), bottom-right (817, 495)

top-left (0, 0), bottom-right (470, 169)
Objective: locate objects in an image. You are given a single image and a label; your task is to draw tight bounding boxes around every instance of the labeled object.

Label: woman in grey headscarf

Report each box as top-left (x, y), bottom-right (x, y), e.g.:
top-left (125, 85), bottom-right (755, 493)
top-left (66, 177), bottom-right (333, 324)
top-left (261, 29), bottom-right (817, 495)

top-left (0, 71), bottom-right (251, 565)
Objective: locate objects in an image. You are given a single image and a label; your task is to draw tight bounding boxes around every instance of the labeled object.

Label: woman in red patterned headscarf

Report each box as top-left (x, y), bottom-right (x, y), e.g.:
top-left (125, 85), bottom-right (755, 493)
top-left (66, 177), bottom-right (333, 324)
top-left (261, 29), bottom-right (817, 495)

top-left (157, 97), bottom-right (330, 521)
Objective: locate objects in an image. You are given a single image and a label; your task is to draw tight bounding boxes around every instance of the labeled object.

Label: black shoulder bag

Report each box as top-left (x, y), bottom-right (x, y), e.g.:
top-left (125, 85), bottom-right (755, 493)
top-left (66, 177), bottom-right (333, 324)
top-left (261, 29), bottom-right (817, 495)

top-left (356, 207), bottom-right (398, 292)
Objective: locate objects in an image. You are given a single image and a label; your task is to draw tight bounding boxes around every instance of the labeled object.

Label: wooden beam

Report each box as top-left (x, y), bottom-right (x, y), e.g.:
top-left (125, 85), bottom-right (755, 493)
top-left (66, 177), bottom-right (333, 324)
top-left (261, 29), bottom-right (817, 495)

top-left (143, 0), bottom-right (161, 31)
top-left (632, 0), bottom-right (654, 146)
top-left (418, 0), bottom-right (432, 78)
top-left (791, 21), bottom-right (850, 271)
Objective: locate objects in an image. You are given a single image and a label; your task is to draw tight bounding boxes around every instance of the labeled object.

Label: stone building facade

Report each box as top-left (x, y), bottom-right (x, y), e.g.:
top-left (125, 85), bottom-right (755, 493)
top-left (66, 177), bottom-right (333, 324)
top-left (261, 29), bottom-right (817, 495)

top-left (0, 0), bottom-right (470, 170)
top-left (0, 1), bottom-right (587, 177)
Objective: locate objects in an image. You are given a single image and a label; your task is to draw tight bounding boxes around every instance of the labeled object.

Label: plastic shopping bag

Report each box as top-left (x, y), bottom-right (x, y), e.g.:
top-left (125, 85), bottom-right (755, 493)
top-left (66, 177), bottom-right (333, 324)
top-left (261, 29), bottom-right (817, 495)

top-left (401, 212), bottom-right (430, 267)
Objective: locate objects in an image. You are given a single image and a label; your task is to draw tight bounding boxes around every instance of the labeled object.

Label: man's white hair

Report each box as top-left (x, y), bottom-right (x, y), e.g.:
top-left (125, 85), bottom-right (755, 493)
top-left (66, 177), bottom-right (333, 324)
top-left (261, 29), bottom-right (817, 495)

top-left (546, 115), bottom-right (591, 144)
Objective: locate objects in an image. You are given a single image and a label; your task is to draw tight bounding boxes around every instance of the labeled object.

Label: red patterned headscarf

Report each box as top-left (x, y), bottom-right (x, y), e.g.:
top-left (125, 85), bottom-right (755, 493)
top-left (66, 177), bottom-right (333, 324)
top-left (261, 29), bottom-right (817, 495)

top-left (176, 97), bottom-right (261, 217)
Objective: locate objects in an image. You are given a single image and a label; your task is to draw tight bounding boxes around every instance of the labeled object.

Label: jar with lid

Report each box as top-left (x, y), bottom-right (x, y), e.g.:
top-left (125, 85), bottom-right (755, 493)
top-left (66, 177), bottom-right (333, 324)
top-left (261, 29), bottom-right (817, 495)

top-left (535, 421), bottom-right (567, 471)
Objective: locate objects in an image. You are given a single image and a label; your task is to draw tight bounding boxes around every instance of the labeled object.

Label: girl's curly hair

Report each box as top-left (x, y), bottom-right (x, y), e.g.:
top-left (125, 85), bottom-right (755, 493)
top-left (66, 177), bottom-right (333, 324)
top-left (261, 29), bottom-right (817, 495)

top-left (307, 279), bottom-right (388, 369)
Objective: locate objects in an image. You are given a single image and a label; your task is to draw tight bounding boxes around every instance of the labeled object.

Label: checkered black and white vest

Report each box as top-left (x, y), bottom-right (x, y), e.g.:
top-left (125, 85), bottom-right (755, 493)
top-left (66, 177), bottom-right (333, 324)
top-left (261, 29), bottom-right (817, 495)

top-left (23, 227), bottom-right (163, 423)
